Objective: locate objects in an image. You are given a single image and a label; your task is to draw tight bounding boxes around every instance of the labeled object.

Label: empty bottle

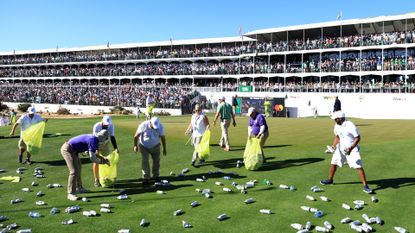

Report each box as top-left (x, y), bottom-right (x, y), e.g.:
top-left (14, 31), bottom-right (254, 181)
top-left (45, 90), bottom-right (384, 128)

top-left (61, 219), bottom-right (74, 225)
top-left (341, 217), bottom-right (352, 224)
top-left (290, 223), bottom-right (303, 230)
top-left (289, 185), bottom-right (297, 191)
top-left (101, 203), bottom-right (111, 208)
top-left (36, 174), bottom-right (45, 178)
top-left (353, 200), bottom-right (365, 205)
top-left (140, 218), bottom-right (148, 227)
top-left (297, 230), bottom-right (310, 233)
top-left (31, 181), bottom-right (38, 186)
top-left (22, 188), bottom-right (30, 192)
top-left (262, 179), bottom-right (272, 185)
top-left (350, 223), bottom-right (363, 232)
top-left (301, 206), bottom-right (311, 212)
top-left (190, 201), bottom-right (199, 207)
top-left (156, 190), bottom-right (165, 194)
top-left (361, 223), bottom-right (372, 232)
top-left (374, 216), bottom-right (383, 225)
top-left (259, 209), bottom-right (272, 214)
top-left (215, 181), bottom-right (223, 186)
top-left (181, 168), bottom-right (189, 174)
top-left (204, 193), bottom-right (212, 198)
top-left (371, 196), bottom-right (378, 203)
top-left (81, 197), bottom-right (89, 202)
top-left (244, 198), bottom-right (255, 204)
top-left (315, 226), bottom-right (329, 232)
top-left (36, 191), bottom-right (44, 197)
top-left (217, 214), bottom-right (229, 221)
top-left (100, 208), bottom-right (111, 213)
top-left (196, 178), bottom-right (205, 182)
top-left (50, 207), bottom-right (59, 215)
top-left (320, 196), bottom-right (329, 202)
top-left (305, 221), bottom-right (312, 231)
top-left (342, 203), bottom-right (352, 210)
top-left (118, 230), bottom-right (130, 233)
top-left (169, 171), bottom-right (175, 176)
top-left (16, 229), bottom-right (32, 233)
top-left (306, 195), bottom-right (316, 201)
top-left (6, 223), bottom-right (18, 230)
top-left (182, 220), bottom-right (192, 228)
top-left (174, 209), bottom-right (184, 216)
top-left (28, 211), bottom-right (41, 218)
top-left (0, 216), bottom-right (8, 221)
top-left (236, 160), bottom-right (243, 168)
top-left (195, 188), bottom-right (201, 192)
top-left (314, 210), bottom-right (324, 218)
top-left (354, 204), bottom-right (363, 210)
top-left (224, 176), bottom-right (231, 180)
top-left (35, 201), bottom-right (45, 206)
top-left (231, 181), bottom-right (238, 187)
top-left (279, 184), bottom-right (289, 189)
top-left (323, 221), bottom-right (333, 229)
top-left (65, 205), bottom-right (81, 213)
top-left (117, 194), bottom-right (128, 200)
top-left (394, 226), bottom-right (407, 233)
top-left (312, 187), bottom-right (323, 192)
top-left (201, 189), bottom-right (211, 195)
top-left (223, 187), bottom-right (232, 193)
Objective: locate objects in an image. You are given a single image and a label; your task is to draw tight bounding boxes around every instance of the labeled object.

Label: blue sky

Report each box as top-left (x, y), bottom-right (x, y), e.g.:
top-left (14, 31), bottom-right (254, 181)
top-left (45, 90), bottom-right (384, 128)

top-left (0, 0), bottom-right (414, 52)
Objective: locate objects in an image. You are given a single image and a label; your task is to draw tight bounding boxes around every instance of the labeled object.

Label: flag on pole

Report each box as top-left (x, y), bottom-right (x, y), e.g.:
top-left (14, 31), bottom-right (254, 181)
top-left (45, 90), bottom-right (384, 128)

top-left (56, 45), bottom-right (59, 52)
top-left (238, 25), bottom-right (243, 36)
top-left (13, 49), bottom-right (15, 55)
top-left (170, 37), bottom-right (173, 46)
top-left (336, 11), bottom-right (343, 21)
top-left (107, 41), bottom-right (110, 49)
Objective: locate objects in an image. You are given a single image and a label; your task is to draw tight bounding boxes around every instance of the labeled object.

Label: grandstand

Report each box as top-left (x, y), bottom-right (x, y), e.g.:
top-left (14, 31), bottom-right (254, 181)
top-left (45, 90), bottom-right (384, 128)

top-left (1, 13), bottom-right (415, 119)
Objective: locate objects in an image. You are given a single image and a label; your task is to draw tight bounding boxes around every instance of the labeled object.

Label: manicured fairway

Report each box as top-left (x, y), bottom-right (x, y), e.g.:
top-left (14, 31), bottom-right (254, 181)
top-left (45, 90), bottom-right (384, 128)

top-left (0, 115), bottom-right (414, 232)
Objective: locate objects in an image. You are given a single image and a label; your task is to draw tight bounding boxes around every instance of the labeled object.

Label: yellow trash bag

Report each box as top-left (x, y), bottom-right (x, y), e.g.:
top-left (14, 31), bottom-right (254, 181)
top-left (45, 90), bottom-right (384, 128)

top-left (147, 102), bottom-right (156, 115)
top-left (99, 151), bottom-right (119, 187)
top-left (243, 138), bottom-right (264, 170)
top-left (21, 121), bottom-right (45, 156)
top-left (196, 129), bottom-right (210, 160)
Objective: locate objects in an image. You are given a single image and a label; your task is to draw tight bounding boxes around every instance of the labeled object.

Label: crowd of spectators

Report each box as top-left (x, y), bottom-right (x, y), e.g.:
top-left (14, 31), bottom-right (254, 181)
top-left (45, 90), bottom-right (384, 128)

top-left (1, 30), bottom-right (415, 65)
top-left (1, 54), bottom-right (414, 78)
top-left (0, 82), bottom-right (195, 108)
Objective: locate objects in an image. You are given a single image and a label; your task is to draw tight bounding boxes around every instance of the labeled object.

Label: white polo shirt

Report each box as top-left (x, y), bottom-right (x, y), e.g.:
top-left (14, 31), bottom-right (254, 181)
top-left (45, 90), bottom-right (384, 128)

top-left (136, 120), bottom-right (165, 148)
top-left (334, 120), bottom-right (360, 152)
top-left (16, 113), bottom-right (44, 132)
top-left (92, 122), bottom-right (115, 136)
top-left (191, 113), bottom-right (207, 137)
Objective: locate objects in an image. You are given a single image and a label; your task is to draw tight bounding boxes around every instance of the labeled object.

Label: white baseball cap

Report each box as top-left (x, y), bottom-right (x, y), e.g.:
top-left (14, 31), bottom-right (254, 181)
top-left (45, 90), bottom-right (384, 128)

top-left (102, 115), bottom-right (111, 126)
top-left (247, 107), bottom-right (256, 116)
top-left (27, 106), bottom-right (36, 114)
top-left (218, 96), bottom-right (225, 101)
top-left (331, 111), bottom-right (345, 120)
top-left (150, 117), bottom-right (160, 129)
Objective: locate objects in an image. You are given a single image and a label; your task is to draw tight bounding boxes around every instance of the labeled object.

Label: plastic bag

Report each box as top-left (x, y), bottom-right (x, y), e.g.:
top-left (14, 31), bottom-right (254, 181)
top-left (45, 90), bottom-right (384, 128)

top-left (196, 129), bottom-right (210, 160)
top-left (243, 138), bottom-right (263, 170)
top-left (21, 121), bottom-right (45, 156)
top-left (99, 150), bottom-right (120, 187)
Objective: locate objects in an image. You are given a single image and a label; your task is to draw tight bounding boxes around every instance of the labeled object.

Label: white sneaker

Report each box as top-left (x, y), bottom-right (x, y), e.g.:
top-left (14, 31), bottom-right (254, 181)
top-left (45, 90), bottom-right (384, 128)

top-left (67, 194), bottom-right (78, 201)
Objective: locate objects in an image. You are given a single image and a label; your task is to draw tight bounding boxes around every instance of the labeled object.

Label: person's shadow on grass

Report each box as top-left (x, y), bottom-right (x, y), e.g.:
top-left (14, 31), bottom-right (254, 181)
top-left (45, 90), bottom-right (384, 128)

top-left (337, 177), bottom-right (415, 191)
top-left (257, 157), bottom-right (324, 171)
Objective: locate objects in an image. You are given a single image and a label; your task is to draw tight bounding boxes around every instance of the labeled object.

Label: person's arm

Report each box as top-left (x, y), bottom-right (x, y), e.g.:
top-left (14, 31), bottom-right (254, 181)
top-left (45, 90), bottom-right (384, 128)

top-left (185, 121), bottom-right (192, 135)
top-left (213, 111), bottom-right (220, 127)
top-left (133, 132), bottom-right (141, 153)
top-left (344, 135), bottom-right (360, 155)
top-left (161, 135), bottom-right (167, 156)
top-left (89, 150), bottom-right (110, 165)
top-left (10, 122), bottom-right (19, 136)
top-left (331, 135), bottom-right (340, 149)
top-left (204, 115), bottom-right (210, 129)
top-left (248, 126), bottom-right (252, 137)
top-left (110, 136), bottom-right (119, 153)
top-left (231, 111), bottom-right (236, 127)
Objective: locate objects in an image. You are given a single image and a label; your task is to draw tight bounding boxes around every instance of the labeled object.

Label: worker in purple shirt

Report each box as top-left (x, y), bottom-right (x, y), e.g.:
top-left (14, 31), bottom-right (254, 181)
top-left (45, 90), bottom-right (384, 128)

top-left (247, 107), bottom-right (269, 161)
top-left (60, 129), bottom-right (110, 201)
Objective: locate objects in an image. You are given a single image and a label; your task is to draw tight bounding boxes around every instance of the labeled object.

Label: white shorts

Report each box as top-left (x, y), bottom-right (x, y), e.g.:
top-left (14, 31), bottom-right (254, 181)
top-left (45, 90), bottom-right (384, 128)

top-left (330, 148), bottom-right (363, 169)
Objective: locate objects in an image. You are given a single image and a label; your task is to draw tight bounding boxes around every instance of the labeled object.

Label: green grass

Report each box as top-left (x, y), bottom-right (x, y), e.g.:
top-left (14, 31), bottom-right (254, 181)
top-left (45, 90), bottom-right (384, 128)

top-left (0, 115), bottom-right (414, 233)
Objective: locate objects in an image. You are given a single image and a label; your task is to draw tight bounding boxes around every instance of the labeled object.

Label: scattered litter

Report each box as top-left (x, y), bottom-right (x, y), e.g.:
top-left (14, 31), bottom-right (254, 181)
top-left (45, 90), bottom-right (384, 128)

top-left (117, 194), bottom-right (128, 200)
top-left (0, 216), bottom-right (8, 222)
top-left (50, 207), bottom-right (59, 215)
top-left (28, 211), bottom-right (41, 218)
top-left (117, 229), bottom-right (130, 233)
top-left (16, 229), bottom-right (32, 233)
top-left (182, 220), bottom-right (192, 228)
top-left (290, 223), bottom-right (303, 230)
top-left (319, 196), bottom-right (329, 202)
top-left (259, 209), bottom-right (272, 214)
top-left (65, 205), bottom-right (81, 213)
top-left (35, 201), bottom-right (46, 206)
top-left (244, 198), bottom-right (255, 204)
top-left (31, 181), bottom-right (38, 186)
top-left (353, 200), bottom-right (365, 206)
top-left (341, 217), bottom-right (352, 224)
top-left (100, 203), bottom-right (111, 208)
top-left (190, 201), bottom-right (199, 207)
top-left (100, 208), bottom-right (111, 213)
top-left (81, 197), bottom-right (89, 202)
top-left (394, 226), bottom-right (408, 233)
top-left (314, 210), bottom-right (324, 218)
top-left (82, 210), bottom-right (97, 217)
top-left (215, 181), bottom-right (223, 186)
top-left (217, 213), bottom-right (229, 221)
top-left (306, 195), bottom-right (316, 201)
top-left (156, 190), bottom-right (165, 194)
top-left (315, 226), bottom-right (329, 232)
top-left (262, 179), bottom-right (272, 185)
top-left (371, 196), bottom-right (378, 203)
top-left (279, 184), bottom-right (289, 189)
top-left (222, 187), bottom-right (232, 193)
top-left (173, 209), bottom-right (184, 216)
top-left (181, 168), bottom-right (189, 174)
top-left (140, 218), bottom-right (149, 227)
top-left (61, 219), bottom-right (75, 225)
top-left (36, 191), bottom-right (44, 197)
top-left (323, 221), bottom-right (333, 230)
top-left (22, 188), bottom-right (31, 192)
top-left (223, 176), bottom-right (231, 180)
top-left (10, 198), bottom-right (23, 204)
top-left (342, 203), bottom-right (352, 210)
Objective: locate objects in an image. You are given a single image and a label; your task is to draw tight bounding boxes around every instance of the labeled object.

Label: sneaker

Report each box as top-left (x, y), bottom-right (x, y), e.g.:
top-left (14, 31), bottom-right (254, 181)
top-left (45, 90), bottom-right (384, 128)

top-left (320, 179), bottom-right (334, 185)
top-left (363, 185), bottom-right (373, 194)
top-left (18, 155), bottom-right (23, 163)
top-left (67, 194), bottom-right (78, 201)
top-left (76, 187), bottom-right (90, 194)
top-left (94, 179), bottom-right (101, 187)
top-left (224, 147), bottom-right (230, 152)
